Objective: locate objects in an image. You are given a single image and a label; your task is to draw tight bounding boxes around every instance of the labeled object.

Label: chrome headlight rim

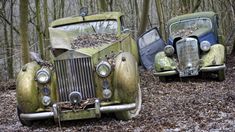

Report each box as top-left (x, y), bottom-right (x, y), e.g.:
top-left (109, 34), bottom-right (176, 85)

top-left (96, 61), bottom-right (112, 78)
top-left (164, 45), bottom-right (175, 57)
top-left (36, 67), bottom-right (51, 84)
top-left (200, 41), bottom-right (211, 52)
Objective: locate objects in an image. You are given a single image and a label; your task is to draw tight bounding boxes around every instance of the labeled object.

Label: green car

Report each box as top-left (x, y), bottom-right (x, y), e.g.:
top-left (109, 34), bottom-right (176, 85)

top-left (16, 11), bottom-right (141, 126)
top-left (138, 12), bottom-right (226, 81)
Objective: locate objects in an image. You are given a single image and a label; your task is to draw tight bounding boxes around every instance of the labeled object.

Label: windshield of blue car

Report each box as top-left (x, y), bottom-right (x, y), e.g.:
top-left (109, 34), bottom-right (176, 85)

top-left (55, 20), bottom-right (118, 35)
top-left (169, 18), bottom-right (212, 38)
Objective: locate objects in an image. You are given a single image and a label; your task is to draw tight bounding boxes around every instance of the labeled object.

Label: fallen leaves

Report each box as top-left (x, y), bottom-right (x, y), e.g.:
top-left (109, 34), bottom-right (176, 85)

top-left (0, 52), bottom-right (234, 131)
top-left (71, 34), bottom-right (118, 49)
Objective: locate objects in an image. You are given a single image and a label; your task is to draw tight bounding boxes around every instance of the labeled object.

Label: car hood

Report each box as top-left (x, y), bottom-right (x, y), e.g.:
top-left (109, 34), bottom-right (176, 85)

top-left (49, 27), bottom-right (119, 56)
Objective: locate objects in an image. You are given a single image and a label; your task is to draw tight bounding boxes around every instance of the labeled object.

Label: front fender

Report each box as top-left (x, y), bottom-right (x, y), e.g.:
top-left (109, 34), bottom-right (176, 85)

top-left (113, 52), bottom-right (139, 103)
top-left (201, 44), bottom-right (225, 67)
top-left (16, 62), bottom-right (40, 113)
top-left (154, 52), bottom-right (176, 71)
top-left (130, 38), bottom-right (140, 64)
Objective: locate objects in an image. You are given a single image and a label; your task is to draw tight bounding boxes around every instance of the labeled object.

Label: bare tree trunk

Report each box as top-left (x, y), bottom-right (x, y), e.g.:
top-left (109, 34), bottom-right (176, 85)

top-left (53, 0), bottom-right (57, 20)
top-left (58, 0), bottom-right (65, 18)
top-left (137, 0), bottom-right (150, 36)
top-left (9, 0), bottom-right (14, 78)
top-left (20, 0), bottom-right (29, 64)
top-left (4, 21), bottom-right (10, 79)
top-left (134, 0), bottom-right (139, 29)
top-left (35, 0), bottom-right (44, 59)
top-left (108, 0), bottom-right (113, 11)
top-left (191, 0), bottom-right (201, 13)
top-left (229, 0), bottom-right (235, 22)
top-left (99, 0), bottom-right (108, 12)
top-left (155, 0), bottom-right (166, 40)
top-left (43, 0), bottom-right (49, 58)
top-left (181, 0), bottom-right (190, 13)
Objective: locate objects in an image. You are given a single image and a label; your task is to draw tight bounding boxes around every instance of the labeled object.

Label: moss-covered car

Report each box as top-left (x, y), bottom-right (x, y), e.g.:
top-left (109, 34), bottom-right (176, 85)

top-left (138, 11), bottom-right (226, 81)
top-left (16, 12), bottom-right (141, 126)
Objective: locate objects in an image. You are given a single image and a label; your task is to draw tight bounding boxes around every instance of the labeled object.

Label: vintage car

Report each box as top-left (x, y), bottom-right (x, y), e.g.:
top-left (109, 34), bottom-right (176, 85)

top-left (16, 11), bottom-right (141, 126)
top-left (138, 11), bottom-right (226, 81)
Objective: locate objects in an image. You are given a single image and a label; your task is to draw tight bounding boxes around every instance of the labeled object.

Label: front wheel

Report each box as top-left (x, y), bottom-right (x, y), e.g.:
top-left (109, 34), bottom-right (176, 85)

top-left (115, 84), bottom-right (142, 120)
top-left (159, 76), bottom-right (168, 82)
top-left (17, 106), bottom-right (33, 126)
top-left (218, 69), bottom-right (225, 81)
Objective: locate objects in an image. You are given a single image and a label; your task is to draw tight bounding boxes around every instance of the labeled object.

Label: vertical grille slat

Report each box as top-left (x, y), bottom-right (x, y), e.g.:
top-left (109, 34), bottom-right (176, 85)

top-left (87, 58), bottom-right (92, 97)
top-left (54, 57), bottom-right (95, 102)
top-left (83, 58), bottom-right (89, 99)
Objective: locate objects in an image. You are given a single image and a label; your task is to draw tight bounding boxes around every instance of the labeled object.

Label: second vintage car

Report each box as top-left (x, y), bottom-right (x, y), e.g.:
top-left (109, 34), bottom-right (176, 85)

top-left (138, 11), bottom-right (226, 81)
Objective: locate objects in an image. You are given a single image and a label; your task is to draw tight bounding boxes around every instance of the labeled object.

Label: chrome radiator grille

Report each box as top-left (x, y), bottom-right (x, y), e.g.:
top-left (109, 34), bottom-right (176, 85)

top-left (54, 57), bottom-right (95, 102)
top-left (176, 38), bottom-right (199, 77)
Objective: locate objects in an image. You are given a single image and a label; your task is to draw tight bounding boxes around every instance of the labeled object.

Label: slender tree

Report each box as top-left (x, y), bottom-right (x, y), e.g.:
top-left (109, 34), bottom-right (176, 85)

top-left (155, 0), bottom-right (166, 40)
top-left (35, 0), bottom-right (44, 59)
top-left (20, 0), bottom-right (29, 64)
top-left (137, 0), bottom-right (150, 36)
top-left (99, 0), bottom-right (108, 12)
top-left (9, 0), bottom-right (14, 78)
top-left (191, 0), bottom-right (201, 13)
top-left (43, 0), bottom-right (49, 58)
top-left (53, 0), bottom-right (57, 20)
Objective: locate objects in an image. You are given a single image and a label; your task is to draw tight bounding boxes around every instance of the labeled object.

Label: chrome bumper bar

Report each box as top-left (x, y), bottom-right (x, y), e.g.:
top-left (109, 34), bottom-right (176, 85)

top-left (20, 99), bottom-right (136, 120)
top-left (20, 112), bottom-right (54, 120)
top-left (154, 70), bottom-right (177, 76)
top-left (154, 64), bottom-right (226, 76)
top-left (200, 64), bottom-right (226, 72)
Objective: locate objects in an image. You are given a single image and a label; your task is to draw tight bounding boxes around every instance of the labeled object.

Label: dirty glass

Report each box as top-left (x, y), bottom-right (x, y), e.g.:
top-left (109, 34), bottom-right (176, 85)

top-left (170, 18), bottom-right (212, 38)
top-left (56, 20), bottom-right (118, 35)
top-left (138, 29), bottom-right (160, 49)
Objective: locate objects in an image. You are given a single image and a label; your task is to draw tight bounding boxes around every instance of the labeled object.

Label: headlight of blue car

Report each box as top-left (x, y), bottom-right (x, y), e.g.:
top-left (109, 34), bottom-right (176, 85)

top-left (200, 41), bottom-right (211, 52)
top-left (164, 45), bottom-right (175, 57)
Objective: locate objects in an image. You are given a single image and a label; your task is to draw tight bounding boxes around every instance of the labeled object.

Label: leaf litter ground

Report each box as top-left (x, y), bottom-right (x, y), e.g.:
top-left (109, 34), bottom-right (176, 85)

top-left (0, 52), bottom-right (235, 131)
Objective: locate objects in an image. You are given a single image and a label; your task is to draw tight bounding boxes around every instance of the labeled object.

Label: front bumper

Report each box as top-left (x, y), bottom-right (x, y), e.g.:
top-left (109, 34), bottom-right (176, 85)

top-left (154, 70), bottom-right (178, 76)
top-left (154, 64), bottom-right (226, 76)
top-left (200, 64), bottom-right (226, 72)
top-left (20, 99), bottom-right (136, 121)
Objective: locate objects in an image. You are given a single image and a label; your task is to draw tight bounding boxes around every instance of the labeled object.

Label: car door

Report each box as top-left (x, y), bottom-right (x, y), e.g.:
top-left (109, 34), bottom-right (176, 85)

top-left (137, 27), bottom-right (165, 70)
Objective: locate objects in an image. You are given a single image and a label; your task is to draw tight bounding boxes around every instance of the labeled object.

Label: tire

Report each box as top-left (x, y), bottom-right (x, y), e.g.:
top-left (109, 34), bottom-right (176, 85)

top-left (218, 69), bottom-right (225, 81)
top-left (17, 106), bottom-right (33, 126)
top-left (159, 76), bottom-right (167, 82)
top-left (115, 84), bottom-right (142, 120)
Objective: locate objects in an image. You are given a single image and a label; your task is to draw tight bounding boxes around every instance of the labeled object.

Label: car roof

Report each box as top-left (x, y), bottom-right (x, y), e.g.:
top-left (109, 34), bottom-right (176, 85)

top-left (167, 11), bottom-right (216, 26)
top-left (50, 12), bottom-right (124, 27)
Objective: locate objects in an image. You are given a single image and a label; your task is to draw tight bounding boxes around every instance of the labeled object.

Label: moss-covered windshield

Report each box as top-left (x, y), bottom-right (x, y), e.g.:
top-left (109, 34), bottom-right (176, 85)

top-left (55, 20), bottom-right (118, 35)
top-left (49, 20), bottom-right (118, 50)
top-left (169, 18), bottom-right (212, 38)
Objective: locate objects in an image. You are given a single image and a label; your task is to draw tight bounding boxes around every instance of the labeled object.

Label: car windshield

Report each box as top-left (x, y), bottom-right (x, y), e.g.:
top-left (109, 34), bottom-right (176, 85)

top-left (169, 18), bottom-right (212, 38)
top-left (55, 20), bottom-right (118, 35)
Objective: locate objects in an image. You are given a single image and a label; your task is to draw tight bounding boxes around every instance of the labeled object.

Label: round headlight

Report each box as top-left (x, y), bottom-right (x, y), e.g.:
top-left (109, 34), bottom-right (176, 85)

top-left (164, 45), bottom-right (175, 57)
top-left (96, 61), bottom-right (111, 77)
top-left (103, 89), bottom-right (112, 99)
top-left (200, 41), bottom-right (211, 52)
top-left (36, 68), bottom-right (50, 84)
top-left (42, 96), bottom-right (51, 106)
top-left (69, 91), bottom-right (82, 105)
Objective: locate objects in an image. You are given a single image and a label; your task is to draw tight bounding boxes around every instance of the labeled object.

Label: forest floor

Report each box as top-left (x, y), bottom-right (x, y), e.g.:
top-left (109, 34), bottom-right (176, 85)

top-left (0, 52), bottom-right (235, 131)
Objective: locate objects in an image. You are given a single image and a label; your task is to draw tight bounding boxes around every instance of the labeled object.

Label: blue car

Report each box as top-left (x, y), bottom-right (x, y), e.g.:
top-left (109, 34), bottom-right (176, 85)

top-left (138, 12), bottom-right (226, 81)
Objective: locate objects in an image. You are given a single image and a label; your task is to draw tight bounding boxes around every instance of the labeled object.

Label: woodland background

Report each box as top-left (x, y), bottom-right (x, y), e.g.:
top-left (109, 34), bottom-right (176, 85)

top-left (0, 0), bottom-right (235, 81)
